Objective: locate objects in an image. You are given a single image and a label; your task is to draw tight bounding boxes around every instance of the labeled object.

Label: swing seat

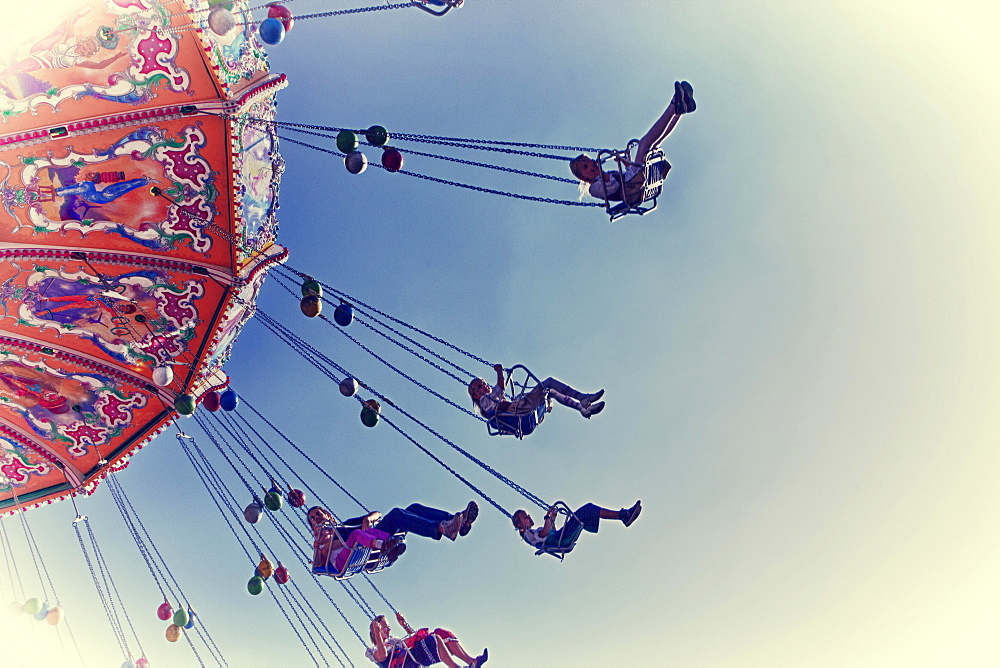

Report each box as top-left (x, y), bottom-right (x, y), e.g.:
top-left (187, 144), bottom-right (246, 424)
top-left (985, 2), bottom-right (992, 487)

top-left (532, 502), bottom-right (584, 561)
top-left (312, 526), bottom-right (406, 580)
top-left (410, 0), bottom-right (462, 16)
top-left (597, 142), bottom-right (671, 223)
top-left (330, 545), bottom-right (372, 580)
top-left (485, 365), bottom-right (552, 439)
top-left (486, 402), bottom-right (547, 438)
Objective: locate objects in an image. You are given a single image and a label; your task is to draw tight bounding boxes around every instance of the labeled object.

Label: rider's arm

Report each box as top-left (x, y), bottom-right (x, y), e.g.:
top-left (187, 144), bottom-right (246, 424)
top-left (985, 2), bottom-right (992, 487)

top-left (536, 506), bottom-right (558, 538)
top-left (493, 364), bottom-right (506, 393)
top-left (370, 635), bottom-right (389, 663)
top-left (396, 612), bottom-right (414, 635)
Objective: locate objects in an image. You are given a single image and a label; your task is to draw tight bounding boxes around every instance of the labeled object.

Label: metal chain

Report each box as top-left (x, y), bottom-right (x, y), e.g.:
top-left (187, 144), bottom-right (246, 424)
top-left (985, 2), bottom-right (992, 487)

top-left (263, 507), bottom-right (352, 667)
top-left (271, 273), bottom-right (481, 420)
top-left (285, 3), bottom-right (412, 20)
top-left (379, 413), bottom-right (511, 517)
top-left (252, 295), bottom-right (549, 512)
top-left (310, 580), bottom-right (368, 649)
top-left (278, 264), bottom-right (493, 368)
top-left (350, 309), bottom-right (475, 380)
top-left (255, 117), bottom-right (608, 157)
top-left (278, 134), bottom-right (602, 207)
top-left (251, 308), bottom-right (512, 512)
top-left (361, 574), bottom-right (399, 616)
top-left (344, 580), bottom-right (377, 618)
top-left (350, 311), bottom-right (473, 388)
top-left (107, 475), bottom-right (223, 666)
top-left (194, 414), bottom-right (263, 501)
top-left (389, 131), bottom-right (608, 155)
top-left (118, 2), bottom-right (414, 37)
top-left (214, 411), bottom-right (281, 487)
top-left (91, 506), bottom-right (162, 667)
top-left (287, 573), bottom-right (352, 667)
top-left (275, 267), bottom-right (476, 380)
top-left (196, 434), bottom-right (355, 667)
top-left (229, 409), bottom-right (339, 520)
top-left (383, 395), bottom-right (550, 510)
top-left (10, 491), bottom-right (51, 601)
top-left (107, 479), bottom-right (165, 601)
top-left (239, 397), bottom-right (371, 514)
top-left (15, 498), bottom-right (60, 603)
top-left (365, 138), bottom-right (579, 183)
top-left (178, 433), bottom-right (342, 665)
top-left (319, 308), bottom-right (482, 421)
top-left (273, 121), bottom-right (577, 181)
top-left (337, 577), bottom-right (379, 620)
top-left (85, 521), bottom-right (135, 660)
top-left (74, 520), bottom-right (129, 659)
top-left (0, 518), bottom-right (25, 601)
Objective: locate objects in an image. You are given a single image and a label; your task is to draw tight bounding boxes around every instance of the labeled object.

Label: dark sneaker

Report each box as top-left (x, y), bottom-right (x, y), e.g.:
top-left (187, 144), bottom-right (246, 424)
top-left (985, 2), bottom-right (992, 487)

top-left (620, 501), bottom-right (642, 527)
top-left (380, 534), bottom-right (401, 555)
top-left (459, 501), bottom-right (479, 536)
top-left (473, 648), bottom-right (489, 666)
top-left (681, 81), bottom-right (696, 113)
top-left (673, 81), bottom-right (686, 113)
top-left (581, 401), bottom-right (605, 418)
top-left (580, 389), bottom-right (605, 410)
top-left (386, 540), bottom-right (407, 564)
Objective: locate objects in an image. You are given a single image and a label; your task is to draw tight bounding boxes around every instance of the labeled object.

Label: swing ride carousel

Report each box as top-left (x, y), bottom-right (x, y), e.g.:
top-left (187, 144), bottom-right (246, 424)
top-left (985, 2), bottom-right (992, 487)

top-left (0, 1), bottom-right (666, 665)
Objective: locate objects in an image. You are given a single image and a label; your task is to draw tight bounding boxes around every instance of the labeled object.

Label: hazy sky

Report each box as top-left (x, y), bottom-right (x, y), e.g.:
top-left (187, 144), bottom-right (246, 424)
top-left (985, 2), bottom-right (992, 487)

top-left (3, 1), bottom-right (1000, 666)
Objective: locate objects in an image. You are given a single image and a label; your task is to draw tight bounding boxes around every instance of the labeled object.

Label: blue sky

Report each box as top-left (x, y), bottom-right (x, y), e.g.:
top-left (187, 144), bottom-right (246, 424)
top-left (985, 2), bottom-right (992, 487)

top-left (3, 0), bottom-right (1000, 666)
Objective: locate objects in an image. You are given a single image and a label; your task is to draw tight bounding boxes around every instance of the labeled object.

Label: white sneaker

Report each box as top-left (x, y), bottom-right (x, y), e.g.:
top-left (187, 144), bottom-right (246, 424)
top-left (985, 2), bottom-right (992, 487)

top-left (440, 514), bottom-right (463, 541)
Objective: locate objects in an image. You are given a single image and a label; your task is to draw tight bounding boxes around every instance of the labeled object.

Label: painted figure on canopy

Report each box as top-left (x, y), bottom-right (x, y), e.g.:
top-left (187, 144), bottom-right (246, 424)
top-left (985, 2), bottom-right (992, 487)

top-left (4, 266), bottom-right (203, 366)
top-left (0, 8), bottom-right (126, 81)
top-left (0, 360), bottom-right (88, 418)
top-left (0, 354), bottom-right (145, 457)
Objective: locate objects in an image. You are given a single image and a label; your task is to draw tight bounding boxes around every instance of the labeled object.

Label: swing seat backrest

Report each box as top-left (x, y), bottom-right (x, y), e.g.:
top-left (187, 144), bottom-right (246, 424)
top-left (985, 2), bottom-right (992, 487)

top-left (534, 522), bottom-right (584, 560)
top-left (598, 144), bottom-right (671, 223)
top-left (330, 546), bottom-right (371, 580)
top-left (311, 543), bottom-right (370, 580)
top-left (532, 501), bottom-right (584, 560)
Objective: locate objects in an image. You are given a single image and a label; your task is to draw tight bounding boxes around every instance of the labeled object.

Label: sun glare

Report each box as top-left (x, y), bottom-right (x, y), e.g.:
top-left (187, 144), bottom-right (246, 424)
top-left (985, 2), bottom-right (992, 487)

top-left (0, 613), bottom-right (83, 668)
top-left (0, 0), bottom-right (88, 62)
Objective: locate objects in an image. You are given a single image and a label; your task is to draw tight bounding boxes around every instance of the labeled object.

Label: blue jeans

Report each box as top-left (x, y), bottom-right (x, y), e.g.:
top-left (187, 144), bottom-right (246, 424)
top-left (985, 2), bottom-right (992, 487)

top-left (375, 503), bottom-right (451, 540)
